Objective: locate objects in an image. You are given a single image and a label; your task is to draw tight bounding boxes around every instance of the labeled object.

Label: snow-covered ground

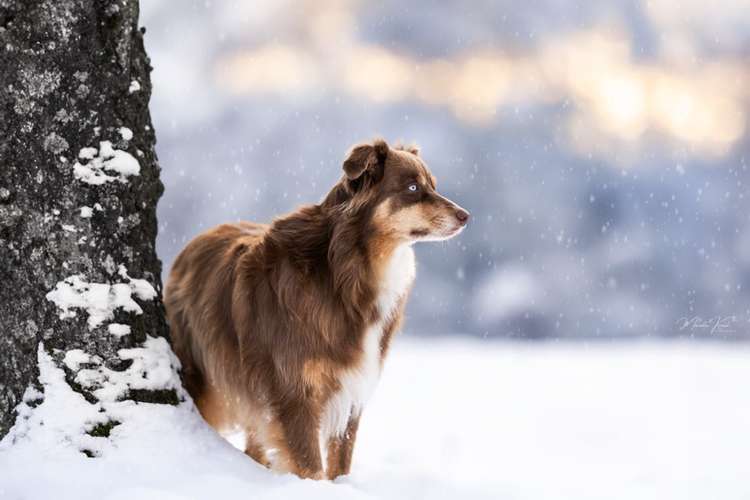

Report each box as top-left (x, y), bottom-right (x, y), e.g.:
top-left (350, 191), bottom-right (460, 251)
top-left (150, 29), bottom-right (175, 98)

top-left (2, 338), bottom-right (749, 500)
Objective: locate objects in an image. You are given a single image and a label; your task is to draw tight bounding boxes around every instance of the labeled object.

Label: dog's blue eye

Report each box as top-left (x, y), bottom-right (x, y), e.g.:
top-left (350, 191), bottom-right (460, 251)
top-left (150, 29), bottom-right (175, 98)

top-left (408, 183), bottom-right (419, 192)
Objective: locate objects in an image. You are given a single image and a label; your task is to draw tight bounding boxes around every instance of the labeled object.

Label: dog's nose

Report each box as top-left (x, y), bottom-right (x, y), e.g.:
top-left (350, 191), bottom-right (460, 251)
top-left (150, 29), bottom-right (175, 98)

top-left (455, 208), bottom-right (470, 225)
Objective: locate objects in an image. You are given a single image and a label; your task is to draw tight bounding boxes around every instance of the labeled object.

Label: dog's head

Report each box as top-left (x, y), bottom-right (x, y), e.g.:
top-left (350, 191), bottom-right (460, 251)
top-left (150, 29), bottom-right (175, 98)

top-left (325, 138), bottom-right (469, 242)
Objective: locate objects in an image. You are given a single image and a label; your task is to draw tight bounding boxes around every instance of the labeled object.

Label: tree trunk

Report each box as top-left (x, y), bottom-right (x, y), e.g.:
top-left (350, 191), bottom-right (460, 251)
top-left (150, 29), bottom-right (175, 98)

top-left (0, 0), bottom-right (177, 441)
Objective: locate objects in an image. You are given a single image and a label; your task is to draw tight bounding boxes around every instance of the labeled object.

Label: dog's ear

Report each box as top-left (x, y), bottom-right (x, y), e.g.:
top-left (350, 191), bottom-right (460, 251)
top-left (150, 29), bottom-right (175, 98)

top-left (343, 139), bottom-right (389, 180)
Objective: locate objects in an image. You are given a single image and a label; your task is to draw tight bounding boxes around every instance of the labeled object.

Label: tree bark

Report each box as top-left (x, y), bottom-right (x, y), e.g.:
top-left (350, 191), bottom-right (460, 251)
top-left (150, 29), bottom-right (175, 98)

top-left (0, 0), bottom-right (175, 440)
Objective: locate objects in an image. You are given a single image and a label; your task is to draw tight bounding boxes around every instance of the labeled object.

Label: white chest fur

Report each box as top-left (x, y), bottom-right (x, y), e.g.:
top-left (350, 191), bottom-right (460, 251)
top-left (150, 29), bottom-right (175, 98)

top-left (320, 244), bottom-right (416, 443)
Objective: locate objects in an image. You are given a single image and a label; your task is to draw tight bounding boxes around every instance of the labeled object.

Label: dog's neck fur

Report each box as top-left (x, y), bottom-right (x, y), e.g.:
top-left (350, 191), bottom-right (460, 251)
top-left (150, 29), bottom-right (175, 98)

top-left (266, 191), bottom-right (410, 327)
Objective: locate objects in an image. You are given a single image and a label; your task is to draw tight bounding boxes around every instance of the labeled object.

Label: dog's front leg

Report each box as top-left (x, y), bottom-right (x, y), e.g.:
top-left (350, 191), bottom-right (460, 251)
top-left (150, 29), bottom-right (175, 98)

top-left (326, 413), bottom-right (361, 480)
top-left (276, 399), bottom-right (324, 479)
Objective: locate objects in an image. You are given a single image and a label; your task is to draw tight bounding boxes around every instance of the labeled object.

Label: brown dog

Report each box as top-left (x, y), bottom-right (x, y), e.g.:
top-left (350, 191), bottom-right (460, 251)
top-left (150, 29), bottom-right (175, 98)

top-left (164, 139), bottom-right (469, 479)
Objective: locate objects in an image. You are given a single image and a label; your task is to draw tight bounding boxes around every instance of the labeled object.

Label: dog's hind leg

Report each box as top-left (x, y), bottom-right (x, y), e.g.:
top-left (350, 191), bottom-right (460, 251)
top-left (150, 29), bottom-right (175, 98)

top-left (243, 430), bottom-right (270, 467)
top-left (193, 384), bottom-right (228, 430)
top-left (167, 309), bottom-right (229, 431)
top-left (271, 399), bottom-right (324, 479)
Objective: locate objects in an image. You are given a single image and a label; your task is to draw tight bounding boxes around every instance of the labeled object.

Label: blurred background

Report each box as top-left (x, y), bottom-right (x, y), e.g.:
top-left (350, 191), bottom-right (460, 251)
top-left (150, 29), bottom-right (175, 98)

top-left (141, 0), bottom-right (750, 340)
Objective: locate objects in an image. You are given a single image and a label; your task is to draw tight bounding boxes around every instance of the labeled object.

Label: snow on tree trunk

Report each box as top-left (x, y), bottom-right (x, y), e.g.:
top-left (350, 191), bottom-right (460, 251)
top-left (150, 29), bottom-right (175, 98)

top-left (0, 0), bottom-right (180, 446)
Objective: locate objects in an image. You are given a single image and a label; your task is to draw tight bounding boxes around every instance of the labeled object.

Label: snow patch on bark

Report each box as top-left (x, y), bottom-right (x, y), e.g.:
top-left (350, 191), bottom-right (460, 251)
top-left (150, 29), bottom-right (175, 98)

top-left (118, 127), bottom-right (133, 141)
top-left (78, 203), bottom-right (105, 219)
top-left (63, 349), bottom-right (97, 371)
top-left (45, 267), bottom-right (157, 330)
top-left (107, 323), bottom-right (131, 337)
top-left (73, 141), bottom-right (140, 185)
top-left (75, 336), bottom-right (182, 403)
top-left (117, 265), bottom-right (157, 301)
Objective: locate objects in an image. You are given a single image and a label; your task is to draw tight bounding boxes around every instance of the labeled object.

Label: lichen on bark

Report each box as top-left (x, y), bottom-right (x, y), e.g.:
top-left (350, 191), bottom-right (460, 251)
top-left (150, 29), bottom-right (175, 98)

top-left (0, 0), bottom-right (175, 440)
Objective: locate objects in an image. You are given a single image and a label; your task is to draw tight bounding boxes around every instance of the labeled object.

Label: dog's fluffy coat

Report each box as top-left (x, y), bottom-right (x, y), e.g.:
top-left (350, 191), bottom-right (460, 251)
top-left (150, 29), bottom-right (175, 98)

top-left (164, 139), bottom-right (468, 479)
